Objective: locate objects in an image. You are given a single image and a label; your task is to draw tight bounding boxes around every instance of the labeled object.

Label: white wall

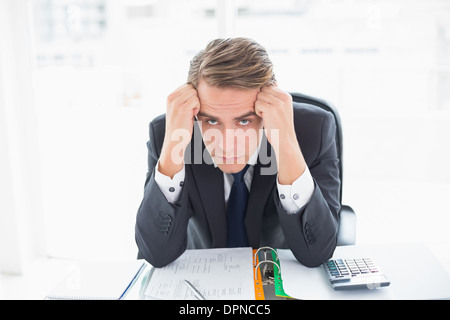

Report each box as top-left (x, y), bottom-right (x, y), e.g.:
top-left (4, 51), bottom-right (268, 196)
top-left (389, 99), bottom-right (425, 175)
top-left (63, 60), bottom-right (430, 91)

top-left (1, 0), bottom-right (449, 268)
top-left (0, 0), bottom-right (46, 274)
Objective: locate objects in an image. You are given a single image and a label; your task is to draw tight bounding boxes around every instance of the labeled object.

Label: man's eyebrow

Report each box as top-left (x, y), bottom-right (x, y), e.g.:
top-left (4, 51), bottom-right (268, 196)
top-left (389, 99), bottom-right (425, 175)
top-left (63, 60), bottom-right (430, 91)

top-left (197, 111), bottom-right (216, 118)
top-left (197, 111), bottom-right (257, 120)
top-left (233, 111), bottom-right (257, 120)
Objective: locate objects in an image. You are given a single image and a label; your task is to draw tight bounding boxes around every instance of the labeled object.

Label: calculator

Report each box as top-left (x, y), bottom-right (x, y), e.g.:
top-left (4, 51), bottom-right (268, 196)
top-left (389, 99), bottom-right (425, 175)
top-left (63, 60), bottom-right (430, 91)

top-left (323, 258), bottom-right (391, 290)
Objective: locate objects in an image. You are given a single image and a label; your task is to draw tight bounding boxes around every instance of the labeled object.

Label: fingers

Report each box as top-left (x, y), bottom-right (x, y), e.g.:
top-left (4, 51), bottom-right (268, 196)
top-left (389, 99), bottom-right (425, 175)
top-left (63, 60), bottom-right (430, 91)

top-left (259, 85), bottom-right (291, 103)
top-left (255, 86), bottom-right (291, 114)
top-left (186, 94), bottom-right (200, 116)
top-left (254, 99), bottom-right (266, 118)
top-left (168, 84), bottom-right (198, 105)
top-left (255, 87), bottom-right (278, 118)
top-left (168, 84), bottom-right (200, 116)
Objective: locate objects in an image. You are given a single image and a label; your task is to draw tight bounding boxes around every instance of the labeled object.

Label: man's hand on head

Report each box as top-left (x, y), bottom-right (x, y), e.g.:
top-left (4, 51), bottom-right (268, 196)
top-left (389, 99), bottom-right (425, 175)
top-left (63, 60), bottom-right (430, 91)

top-left (255, 85), bottom-right (306, 185)
top-left (159, 84), bottom-right (200, 178)
top-left (255, 85), bottom-right (295, 149)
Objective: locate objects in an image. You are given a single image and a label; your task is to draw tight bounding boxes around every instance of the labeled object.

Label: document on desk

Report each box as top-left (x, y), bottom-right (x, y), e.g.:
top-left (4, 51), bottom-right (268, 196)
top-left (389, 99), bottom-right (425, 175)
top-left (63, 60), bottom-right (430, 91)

top-left (143, 247), bottom-right (255, 300)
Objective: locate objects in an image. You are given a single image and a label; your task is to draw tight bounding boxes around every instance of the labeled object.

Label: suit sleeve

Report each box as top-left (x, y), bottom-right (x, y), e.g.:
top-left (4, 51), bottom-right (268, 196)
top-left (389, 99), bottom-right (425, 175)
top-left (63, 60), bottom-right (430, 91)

top-left (135, 118), bottom-right (192, 268)
top-left (277, 110), bottom-right (340, 267)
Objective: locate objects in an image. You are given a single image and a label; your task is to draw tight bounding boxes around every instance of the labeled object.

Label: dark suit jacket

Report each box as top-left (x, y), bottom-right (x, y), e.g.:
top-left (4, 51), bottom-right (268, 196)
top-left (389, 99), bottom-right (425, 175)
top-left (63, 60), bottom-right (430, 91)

top-left (136, 102), bottom-right (340, 268)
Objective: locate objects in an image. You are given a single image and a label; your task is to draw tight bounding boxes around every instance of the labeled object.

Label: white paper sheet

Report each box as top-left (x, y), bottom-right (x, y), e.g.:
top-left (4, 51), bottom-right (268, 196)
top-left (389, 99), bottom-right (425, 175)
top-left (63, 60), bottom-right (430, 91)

top-left (144, 247), bottom-right (255, 300)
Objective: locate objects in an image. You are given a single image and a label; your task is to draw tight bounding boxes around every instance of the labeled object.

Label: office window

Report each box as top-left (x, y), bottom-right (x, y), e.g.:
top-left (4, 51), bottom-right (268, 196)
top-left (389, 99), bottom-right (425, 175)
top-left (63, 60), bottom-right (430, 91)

top-left (232, 0), bottom-right (450, 244)
top-left (29, 0), bottom-right (217, 260)
top-left (23, 0), bottom-right (450, 260)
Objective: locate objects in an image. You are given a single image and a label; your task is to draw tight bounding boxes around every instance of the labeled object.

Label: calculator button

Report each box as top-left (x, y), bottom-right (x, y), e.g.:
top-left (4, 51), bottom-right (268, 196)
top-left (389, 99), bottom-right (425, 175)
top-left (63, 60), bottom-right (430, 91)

top-left (360, 269), bottom-right (370, 274)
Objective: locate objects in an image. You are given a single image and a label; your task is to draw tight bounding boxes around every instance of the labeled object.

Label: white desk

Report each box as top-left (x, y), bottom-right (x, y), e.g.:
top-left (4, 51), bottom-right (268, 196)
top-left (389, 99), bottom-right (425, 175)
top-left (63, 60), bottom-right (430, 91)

top-left (279, 242), bottom-right (450, 300)
top-left (1, 242), bottom-right (449, 300)
top-left (124, 242), bottom-right (450, 300)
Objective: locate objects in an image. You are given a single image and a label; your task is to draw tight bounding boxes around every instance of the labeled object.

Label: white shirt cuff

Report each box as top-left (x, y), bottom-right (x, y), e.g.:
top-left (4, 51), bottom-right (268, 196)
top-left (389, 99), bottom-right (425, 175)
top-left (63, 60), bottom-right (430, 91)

top-left (154, 160), bottom-right (185, 203)
top-left (276, 166), bottom-right (315, 214)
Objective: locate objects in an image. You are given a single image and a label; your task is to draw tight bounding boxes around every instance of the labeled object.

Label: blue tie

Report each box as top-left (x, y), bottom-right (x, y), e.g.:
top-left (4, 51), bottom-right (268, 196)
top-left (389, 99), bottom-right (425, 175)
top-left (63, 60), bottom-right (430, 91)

top-left (226, 164), bottom-right (250, 248)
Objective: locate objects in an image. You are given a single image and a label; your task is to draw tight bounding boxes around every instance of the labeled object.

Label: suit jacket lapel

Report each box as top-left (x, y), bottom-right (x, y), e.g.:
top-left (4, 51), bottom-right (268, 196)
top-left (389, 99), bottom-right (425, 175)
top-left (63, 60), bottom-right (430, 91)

top-left (191, 162), bottom-right (226, 247)
top-left (245, 134), bottom-right (277, 248)
top-left (189, 123), bottom-right (227, 247)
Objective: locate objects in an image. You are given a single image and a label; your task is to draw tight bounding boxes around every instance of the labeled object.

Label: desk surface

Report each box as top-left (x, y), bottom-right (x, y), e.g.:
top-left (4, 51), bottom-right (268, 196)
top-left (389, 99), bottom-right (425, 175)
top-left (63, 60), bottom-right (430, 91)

top-left (125, 242), bottom-right (450, 300)
top-left (1, 242), bottom-right (450, 300)
top-left (278, 243), bottom-right (450, 300)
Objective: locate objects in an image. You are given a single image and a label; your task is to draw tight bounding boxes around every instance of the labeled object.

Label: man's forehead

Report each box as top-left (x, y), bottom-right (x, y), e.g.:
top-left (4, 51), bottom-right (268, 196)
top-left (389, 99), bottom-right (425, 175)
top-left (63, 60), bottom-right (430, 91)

top-left (197, 80), bottom-right (259, 107)
top-left (198, 97), bottom-right (257, 119)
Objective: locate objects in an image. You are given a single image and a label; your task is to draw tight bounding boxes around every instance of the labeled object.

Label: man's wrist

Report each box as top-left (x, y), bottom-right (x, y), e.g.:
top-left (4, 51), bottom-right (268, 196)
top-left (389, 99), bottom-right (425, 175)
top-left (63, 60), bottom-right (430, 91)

top-left (158, 142), bottom-right (185, 179)
top-left (155, 159), bottom-right (185, 204)
top-left (277, 165), bottom-right (314, 213)
top-left (275, 134), bottom-right (306, 185)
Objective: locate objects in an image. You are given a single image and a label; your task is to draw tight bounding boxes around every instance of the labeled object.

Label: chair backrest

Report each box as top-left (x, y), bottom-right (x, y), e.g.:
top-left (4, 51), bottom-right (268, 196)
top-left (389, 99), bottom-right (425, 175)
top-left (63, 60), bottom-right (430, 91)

top-left (290, 92), bottom-right (356, 245)
top-left (290, 92), bottom-right (344, 204)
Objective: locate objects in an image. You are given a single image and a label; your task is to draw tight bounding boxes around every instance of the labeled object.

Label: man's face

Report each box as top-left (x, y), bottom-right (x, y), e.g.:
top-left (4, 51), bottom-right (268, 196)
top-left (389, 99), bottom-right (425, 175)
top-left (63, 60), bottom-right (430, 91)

top-left (196, 79), bottom-right (263, 174)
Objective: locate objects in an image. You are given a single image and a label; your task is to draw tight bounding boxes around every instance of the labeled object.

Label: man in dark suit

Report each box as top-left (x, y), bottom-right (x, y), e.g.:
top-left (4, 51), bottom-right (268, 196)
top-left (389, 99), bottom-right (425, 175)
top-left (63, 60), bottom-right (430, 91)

top-left (135, 38), bottom-right (340, 268)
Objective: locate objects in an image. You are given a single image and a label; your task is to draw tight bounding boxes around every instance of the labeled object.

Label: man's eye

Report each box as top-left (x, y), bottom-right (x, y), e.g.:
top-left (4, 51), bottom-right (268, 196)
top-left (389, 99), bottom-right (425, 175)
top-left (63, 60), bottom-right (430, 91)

top-left (207, 119), bottom-right (218, 125)
top-left (239, 119), bottom-right (250, 126)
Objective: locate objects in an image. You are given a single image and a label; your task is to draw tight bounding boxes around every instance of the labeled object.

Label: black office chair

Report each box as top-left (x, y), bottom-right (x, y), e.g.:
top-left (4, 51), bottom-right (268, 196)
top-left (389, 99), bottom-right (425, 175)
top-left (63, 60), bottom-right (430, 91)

top-left (290, 92), bottom-right (356, 246)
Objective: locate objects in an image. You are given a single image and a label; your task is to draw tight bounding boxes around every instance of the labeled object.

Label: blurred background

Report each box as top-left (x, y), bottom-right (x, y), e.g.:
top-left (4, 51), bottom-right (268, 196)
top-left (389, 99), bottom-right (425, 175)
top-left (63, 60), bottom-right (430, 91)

top-left (1, 0), bottom-right (450, 274)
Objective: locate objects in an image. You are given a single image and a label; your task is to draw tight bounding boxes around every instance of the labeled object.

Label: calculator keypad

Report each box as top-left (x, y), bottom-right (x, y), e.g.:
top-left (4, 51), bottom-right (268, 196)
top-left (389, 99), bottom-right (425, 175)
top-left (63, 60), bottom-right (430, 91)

top-left (323, 257), bottom-right (390, 290)
top-left (324, 258), bottom-right (380, 282)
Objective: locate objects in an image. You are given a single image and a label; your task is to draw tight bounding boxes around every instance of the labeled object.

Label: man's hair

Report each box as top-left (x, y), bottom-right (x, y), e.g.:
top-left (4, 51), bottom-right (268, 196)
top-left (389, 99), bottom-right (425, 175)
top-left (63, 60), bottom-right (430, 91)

top-left (187, 37), bottom-right (276, 89)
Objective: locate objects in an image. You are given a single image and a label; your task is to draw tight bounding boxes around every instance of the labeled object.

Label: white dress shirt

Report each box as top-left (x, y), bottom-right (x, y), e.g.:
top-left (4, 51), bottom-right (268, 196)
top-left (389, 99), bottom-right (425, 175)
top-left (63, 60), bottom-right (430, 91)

top-left (154, 148), bottom-right (314, 214)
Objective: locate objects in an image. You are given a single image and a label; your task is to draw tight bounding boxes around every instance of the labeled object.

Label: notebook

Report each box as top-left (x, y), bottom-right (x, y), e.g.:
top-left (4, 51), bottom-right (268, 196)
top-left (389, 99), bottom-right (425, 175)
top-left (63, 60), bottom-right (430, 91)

top-left (141, 246), bottom-right (283, 300)
top-left (142, 247), bottom-right (255, 300)
top-left (45, 260), bottom-right (145, 300)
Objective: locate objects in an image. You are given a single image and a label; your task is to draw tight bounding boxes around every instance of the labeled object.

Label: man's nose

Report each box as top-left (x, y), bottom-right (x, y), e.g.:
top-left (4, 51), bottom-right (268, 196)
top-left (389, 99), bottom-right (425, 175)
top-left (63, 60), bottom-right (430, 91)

top-left (222, 128), bottom-right (237, 151)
